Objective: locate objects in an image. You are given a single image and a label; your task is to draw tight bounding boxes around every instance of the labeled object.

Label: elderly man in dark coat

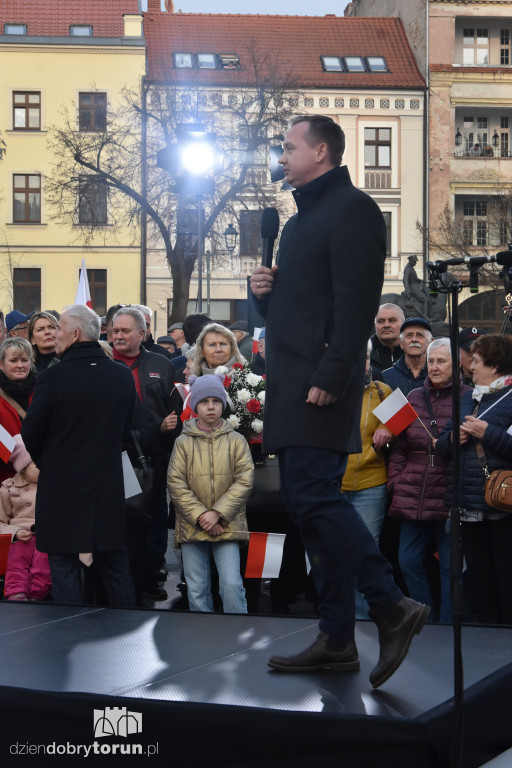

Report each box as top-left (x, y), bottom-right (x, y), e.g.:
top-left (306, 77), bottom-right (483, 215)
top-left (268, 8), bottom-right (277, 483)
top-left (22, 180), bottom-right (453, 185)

top-left (250, 115), bottom-right (429, 688)
top-left (22, 304), bottom-right (137, 607)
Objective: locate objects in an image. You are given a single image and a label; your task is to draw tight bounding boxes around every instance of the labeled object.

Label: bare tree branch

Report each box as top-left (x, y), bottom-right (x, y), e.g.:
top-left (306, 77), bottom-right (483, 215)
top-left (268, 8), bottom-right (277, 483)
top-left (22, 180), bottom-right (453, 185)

top-left (46, 52), bottom-right (301, 322)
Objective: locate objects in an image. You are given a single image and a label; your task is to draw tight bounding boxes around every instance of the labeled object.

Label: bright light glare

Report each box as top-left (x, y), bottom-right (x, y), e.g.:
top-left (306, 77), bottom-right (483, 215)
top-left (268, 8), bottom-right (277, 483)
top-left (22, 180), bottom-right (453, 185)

top-left (181, 142), bottom-right (216, 175)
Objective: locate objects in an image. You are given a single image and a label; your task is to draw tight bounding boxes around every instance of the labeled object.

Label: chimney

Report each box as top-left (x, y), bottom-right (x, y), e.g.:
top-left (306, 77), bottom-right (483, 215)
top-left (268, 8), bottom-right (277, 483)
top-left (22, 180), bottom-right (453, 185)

top-left (124, 14), bottom-right (143, 36)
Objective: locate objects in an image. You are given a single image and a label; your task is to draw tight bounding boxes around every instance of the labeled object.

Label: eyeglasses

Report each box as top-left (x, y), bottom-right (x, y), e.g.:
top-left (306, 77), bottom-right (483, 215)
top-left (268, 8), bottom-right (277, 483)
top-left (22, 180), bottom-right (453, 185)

top-left (13, 325), bottom-right (29, 331)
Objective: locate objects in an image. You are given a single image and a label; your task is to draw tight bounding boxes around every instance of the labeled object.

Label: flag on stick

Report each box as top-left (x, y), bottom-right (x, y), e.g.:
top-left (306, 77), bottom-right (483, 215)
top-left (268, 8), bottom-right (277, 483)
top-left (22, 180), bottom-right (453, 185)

top-left (75, 258), bottom-right (93, 308)
top-left (0, 424), bottom-right (16, 464)
top-left (372, 388), bottom-right (418, 436)
top-left (252, 327), bottom-right (264, 355)
top-left (245, 532), bottom-right (285, 578)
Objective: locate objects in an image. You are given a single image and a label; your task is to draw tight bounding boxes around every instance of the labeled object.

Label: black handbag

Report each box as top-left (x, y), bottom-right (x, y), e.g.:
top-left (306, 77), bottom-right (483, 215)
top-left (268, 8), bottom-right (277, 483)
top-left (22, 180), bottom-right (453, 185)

top-left (247, 444), bottom-right (282, 508)
top-left (125, 432), bottom-right (158, 522)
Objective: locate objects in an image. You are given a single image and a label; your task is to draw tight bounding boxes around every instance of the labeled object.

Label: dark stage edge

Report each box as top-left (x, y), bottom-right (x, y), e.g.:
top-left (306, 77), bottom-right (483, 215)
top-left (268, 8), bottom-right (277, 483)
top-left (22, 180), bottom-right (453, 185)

top-left (0, 604), bottom-right (511, 768)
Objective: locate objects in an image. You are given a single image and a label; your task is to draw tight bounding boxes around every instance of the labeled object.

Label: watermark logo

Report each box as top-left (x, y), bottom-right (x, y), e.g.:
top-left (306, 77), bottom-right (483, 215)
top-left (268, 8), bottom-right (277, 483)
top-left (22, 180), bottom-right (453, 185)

top-left (9, 707), bottom-right (158, 758)
top-left (94, 707), bottom-right (142, 738)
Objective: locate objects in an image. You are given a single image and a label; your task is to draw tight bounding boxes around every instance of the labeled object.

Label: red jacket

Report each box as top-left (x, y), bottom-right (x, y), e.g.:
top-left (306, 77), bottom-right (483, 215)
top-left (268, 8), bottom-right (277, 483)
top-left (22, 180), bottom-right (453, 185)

top-left (0, 399), bottom-right (23, 484)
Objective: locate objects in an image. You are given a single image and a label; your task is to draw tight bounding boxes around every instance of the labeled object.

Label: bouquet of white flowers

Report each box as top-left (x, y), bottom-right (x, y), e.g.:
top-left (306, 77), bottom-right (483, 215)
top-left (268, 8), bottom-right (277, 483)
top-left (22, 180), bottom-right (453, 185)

top-left (215, 363), bottom-right (265, 441)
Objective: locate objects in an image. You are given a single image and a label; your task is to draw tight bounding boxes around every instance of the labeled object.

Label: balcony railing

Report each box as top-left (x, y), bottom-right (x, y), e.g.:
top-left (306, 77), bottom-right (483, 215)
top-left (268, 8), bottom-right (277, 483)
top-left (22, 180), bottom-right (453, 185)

top-left (365, 171), bottom-right (392, 189)
top-left (454, 147), bottom-right (511, 159)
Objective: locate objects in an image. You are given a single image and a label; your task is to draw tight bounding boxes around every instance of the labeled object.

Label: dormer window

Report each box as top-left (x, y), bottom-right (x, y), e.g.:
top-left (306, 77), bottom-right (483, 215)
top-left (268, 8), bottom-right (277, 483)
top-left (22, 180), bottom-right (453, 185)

top-left (219, 54), bottom-right (240, 69)
top-left (343, 56), bottom-right (366, 72)
top-left (174, 52), bottom-right (193, 68)
top-left (70, 25), bottom-right (93, 37)
top-left (366, 56), bottom-right (388, 72)
top-left (5, 23), bottom-right (27, 35)
top-left (321, 56), bottom-right (343, 72)
top-left (197, 53), bottom-right (216, 69)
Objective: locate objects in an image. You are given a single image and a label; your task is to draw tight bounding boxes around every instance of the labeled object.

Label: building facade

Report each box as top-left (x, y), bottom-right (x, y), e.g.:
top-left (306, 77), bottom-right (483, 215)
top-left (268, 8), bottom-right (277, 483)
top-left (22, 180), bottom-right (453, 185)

top-left (143, 3), bottom-right (426, 336)
top-left (0, 1), bottom-right (145, 319)
top-left (347, 0), bottom-right (512, 330)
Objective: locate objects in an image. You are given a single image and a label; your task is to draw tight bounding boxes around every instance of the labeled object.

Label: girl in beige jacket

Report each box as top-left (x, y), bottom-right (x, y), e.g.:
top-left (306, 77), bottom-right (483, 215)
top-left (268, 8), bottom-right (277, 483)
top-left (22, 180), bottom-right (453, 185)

top-left (167, 375), bottom-right (254, 613)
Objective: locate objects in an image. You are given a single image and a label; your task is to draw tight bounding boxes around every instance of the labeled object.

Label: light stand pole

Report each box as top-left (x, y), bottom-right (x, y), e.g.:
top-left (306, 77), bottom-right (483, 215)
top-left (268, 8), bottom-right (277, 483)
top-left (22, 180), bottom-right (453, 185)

top-left (206, 249), bottom-right (211, 316)
top-left (427, 261), bottom-right (464, 768)
top-left (197, 194), bottom-right (203, 312)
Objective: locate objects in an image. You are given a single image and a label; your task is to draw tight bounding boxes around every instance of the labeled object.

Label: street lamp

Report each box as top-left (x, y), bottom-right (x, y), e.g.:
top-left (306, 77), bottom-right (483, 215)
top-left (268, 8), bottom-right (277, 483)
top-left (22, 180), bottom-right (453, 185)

top-left (492, 130), bottom-right (499, 148)
top-left (224, 223), bottom-right (238, 253)
top-left (455, 128), bottom-right (462, 146)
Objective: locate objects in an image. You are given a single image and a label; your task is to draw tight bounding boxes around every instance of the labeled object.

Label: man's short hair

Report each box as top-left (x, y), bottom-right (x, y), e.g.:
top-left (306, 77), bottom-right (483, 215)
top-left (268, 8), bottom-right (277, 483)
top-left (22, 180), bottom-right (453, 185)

top-left (375, 303), bottom-right (405, 324)
top-left (105, 304), bottom-right (126, 328)
top-left (290, 115), bottom-right (345, 166)
top-left (131, 304), bottom-right (152, 319)
top-left (182, 313), bottom-right (212, 345)
top-left (65, 305), bottom-right (100, 342)
top-left (113, 306), bottom-right (146, 333)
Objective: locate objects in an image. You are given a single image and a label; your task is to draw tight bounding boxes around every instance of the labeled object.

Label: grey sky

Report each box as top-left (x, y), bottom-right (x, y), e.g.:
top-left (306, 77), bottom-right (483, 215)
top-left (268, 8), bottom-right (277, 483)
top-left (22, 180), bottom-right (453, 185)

top-left (146, 1), bottom-right (350, 15)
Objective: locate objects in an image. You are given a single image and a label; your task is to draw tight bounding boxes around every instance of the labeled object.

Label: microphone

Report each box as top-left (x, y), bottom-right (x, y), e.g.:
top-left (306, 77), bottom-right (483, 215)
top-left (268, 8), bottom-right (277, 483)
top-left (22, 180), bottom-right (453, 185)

top-left (261, 207), bottom-right (280, 269)
top-left (438, 250), bottom-right (512, 268)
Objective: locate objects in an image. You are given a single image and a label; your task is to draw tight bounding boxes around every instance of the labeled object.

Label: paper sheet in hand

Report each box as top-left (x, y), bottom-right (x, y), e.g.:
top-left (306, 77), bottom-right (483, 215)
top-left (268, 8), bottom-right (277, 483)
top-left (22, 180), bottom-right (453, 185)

top-left (122, 451), bottom-right (142, 499)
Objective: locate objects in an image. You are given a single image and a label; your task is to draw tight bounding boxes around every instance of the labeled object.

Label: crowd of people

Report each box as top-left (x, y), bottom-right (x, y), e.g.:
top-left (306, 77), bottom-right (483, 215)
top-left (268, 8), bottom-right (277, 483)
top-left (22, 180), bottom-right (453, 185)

top-left (0, 298), bottom-right (511, 626)
top-left (2, 116), bottom-right (512, 696)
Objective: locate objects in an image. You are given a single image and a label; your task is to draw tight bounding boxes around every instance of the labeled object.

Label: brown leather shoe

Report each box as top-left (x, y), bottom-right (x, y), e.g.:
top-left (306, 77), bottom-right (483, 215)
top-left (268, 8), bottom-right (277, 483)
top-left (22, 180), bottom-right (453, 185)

top-left (268, 633), bottom-right (360, 673)
top-left (368, 597), bottom-right (431, 688)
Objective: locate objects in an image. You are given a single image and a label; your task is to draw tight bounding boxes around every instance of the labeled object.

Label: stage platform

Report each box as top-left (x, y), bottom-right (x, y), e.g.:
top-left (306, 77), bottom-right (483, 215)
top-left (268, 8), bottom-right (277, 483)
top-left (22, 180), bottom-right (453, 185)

top-left (1, 603), bottom-right (511, 767)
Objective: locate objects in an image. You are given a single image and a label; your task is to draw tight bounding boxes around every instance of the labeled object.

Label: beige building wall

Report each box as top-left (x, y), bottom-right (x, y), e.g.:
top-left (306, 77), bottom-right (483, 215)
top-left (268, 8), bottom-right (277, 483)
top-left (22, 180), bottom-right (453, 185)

top-left (0, 31), bottom-right (145, 317)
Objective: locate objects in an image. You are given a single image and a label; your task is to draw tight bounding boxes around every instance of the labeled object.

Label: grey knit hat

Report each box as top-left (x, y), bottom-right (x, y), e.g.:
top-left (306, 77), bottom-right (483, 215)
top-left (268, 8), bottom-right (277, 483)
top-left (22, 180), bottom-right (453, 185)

top-left (189, 374), bottom-right (227, 412)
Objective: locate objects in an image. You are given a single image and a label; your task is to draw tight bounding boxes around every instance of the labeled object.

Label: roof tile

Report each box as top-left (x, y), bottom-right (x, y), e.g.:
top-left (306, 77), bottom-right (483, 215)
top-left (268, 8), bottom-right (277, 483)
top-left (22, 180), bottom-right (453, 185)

top-left (144, 13), bottom-right (425, 90)
top-left (0, 0), bottom-right (140, 38)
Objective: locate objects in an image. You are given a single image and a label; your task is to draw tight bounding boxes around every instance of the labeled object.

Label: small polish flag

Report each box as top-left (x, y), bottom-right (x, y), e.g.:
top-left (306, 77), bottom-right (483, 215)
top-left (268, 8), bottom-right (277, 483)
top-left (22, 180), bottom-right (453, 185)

top-left (252, 327), bottom-right (264, 355)
top-left (372, 388), bottom-right (418, 436)
top-left (245, 532), bottom-right (285, 579)
top-left (75, 258), bottom-right (93, 308)
top-left (0, 424), bottom-right (16, 464)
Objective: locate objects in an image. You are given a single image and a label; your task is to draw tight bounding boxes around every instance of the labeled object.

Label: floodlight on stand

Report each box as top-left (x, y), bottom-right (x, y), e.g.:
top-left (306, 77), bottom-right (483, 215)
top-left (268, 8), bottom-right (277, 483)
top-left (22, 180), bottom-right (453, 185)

top-left (181, 142), bottom-right (217, 176)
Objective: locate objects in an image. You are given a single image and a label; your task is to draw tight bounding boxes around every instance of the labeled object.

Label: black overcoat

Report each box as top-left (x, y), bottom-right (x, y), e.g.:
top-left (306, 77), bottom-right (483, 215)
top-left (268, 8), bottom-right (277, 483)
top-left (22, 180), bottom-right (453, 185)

top-left (21, 343), bottom-right (136, 553)
top-left (259, 166), bottom-right (386, 454)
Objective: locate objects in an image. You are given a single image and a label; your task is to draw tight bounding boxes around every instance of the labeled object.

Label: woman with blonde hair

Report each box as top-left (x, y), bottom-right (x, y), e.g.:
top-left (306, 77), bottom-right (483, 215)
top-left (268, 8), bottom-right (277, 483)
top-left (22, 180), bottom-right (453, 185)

top-left (28, 311), bottom-right (58, 373)
top-left (191, 322), bottom-right (245, 377)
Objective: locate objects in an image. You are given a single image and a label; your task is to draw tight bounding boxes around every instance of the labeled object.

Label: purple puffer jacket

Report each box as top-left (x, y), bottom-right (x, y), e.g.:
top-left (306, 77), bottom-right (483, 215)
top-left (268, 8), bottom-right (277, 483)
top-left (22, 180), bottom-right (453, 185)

top-left (387, 377), bottom-right (471, 521)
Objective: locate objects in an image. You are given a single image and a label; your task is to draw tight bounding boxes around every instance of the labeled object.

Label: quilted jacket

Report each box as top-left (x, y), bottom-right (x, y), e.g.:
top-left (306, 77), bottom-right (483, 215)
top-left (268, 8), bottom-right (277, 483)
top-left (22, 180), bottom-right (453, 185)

top-left (388, 377), bottom-right (470, 521)
top-left (167, 418), bottom-right (254, 545)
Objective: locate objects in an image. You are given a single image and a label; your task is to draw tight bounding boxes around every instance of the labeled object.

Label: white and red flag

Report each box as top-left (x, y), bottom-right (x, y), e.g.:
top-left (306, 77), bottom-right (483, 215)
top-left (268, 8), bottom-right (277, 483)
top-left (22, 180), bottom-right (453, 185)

top-left (245, 532), bottom-right (285, 579)
top-left (372, 388), bottom-right (418, 436)
top-left (252, 327), bottom-right (264, 355)
top-left (75, 259), bottom-right (93, 308)
top-left (0, 424), bottom-right (16, 464)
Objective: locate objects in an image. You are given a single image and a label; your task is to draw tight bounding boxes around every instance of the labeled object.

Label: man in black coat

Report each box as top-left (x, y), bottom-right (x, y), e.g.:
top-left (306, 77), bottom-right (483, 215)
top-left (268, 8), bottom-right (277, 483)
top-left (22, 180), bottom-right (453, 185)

top-left (250, 115), bottom-right (429, 688)
top-left (112, 306), bottom-right (182, 600)
top-left (21, 305), bottom-right (136, 607)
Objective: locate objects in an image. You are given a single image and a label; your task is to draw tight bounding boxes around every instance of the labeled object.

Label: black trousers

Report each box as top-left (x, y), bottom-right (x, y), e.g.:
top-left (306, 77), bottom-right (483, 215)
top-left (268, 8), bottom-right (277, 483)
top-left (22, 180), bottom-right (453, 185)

top-left (461, 515), bottom-right (512, 624)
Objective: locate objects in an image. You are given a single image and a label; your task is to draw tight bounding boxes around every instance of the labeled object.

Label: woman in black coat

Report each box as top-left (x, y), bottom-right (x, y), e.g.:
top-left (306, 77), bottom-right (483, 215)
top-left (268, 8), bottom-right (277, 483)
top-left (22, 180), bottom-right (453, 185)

top-left (436, 334), bottom-right (512, 624)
